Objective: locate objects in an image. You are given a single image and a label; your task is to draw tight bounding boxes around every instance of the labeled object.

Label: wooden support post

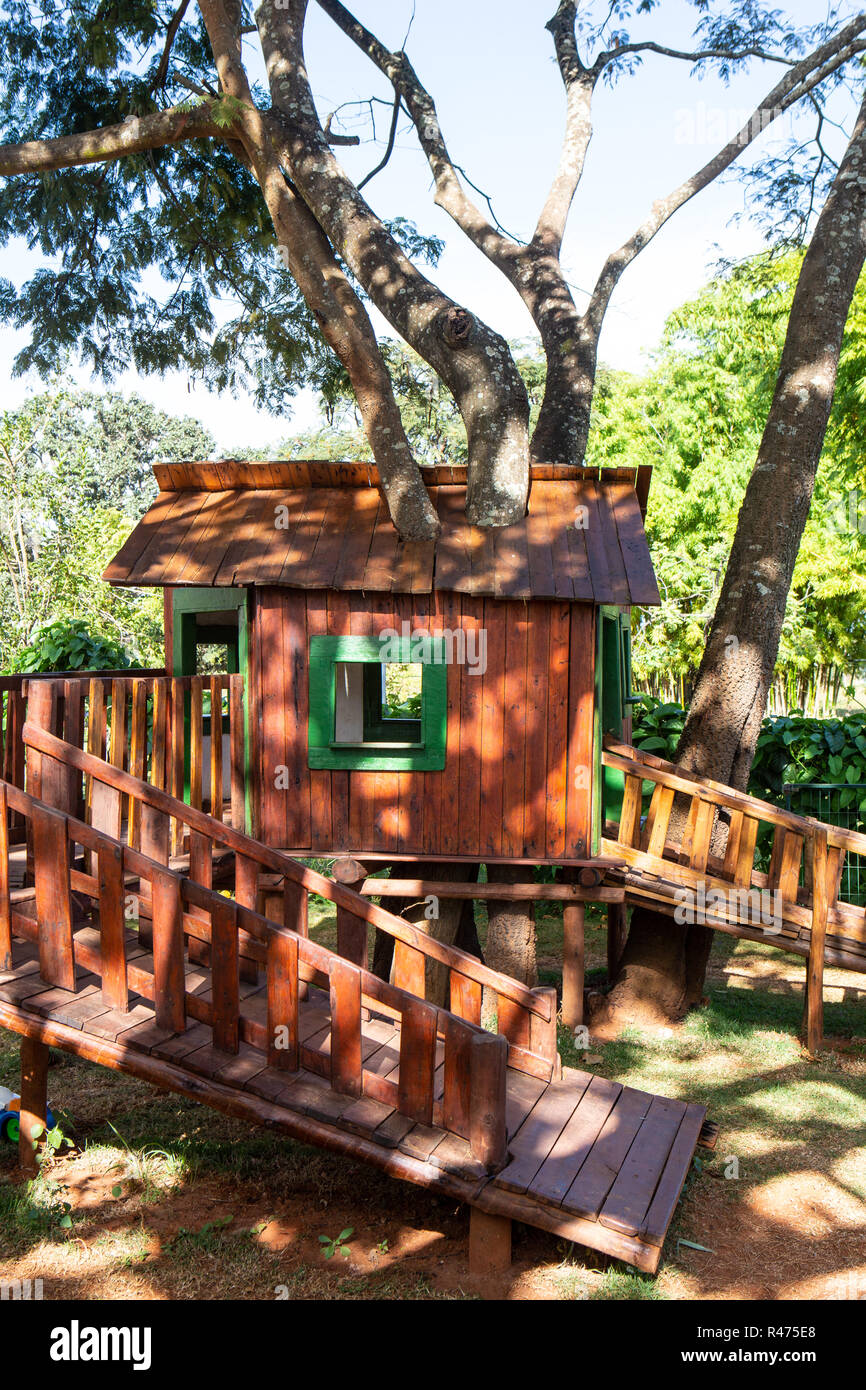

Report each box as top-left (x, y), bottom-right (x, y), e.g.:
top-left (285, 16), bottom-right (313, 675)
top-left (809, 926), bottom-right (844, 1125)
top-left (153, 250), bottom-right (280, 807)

top-left (607, 901), bottom-right (628, 983)
top-left (805, 827), bottom-right (829, 1056)
top-left (469, 1031), bottom-right (507, 1170)
top-left (19, 1036), bottom-right (49, 1174)
top-left (468, 1206), bottom-right (512, 1276)
top-left (562, 901), bottom-right (585, 1031)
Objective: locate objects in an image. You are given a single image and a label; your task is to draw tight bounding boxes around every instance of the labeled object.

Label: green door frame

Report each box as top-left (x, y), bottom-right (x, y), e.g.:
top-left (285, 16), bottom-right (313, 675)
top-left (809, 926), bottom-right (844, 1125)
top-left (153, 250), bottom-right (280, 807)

top-left (171, 587), bottom-right (252, 829)
top-left (594, 605), bottom-right (635, 853)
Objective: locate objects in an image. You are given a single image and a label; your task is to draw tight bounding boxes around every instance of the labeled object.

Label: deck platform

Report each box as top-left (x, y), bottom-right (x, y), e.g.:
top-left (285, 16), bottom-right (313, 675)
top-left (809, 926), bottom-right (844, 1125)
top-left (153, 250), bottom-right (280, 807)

top-left (0, 931), bottom-right (704, 1272)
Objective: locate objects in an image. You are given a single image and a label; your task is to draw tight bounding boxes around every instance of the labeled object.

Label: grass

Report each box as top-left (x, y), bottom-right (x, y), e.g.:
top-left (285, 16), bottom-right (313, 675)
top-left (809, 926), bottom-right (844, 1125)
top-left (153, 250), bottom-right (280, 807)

top-left (1, 894), bottom-right (864, 1299)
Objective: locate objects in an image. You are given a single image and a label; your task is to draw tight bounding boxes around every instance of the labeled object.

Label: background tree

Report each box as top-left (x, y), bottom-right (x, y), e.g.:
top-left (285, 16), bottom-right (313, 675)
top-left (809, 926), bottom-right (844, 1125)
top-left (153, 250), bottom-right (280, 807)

top-left (0, 390), bottom-right (214, 668)
top-left (603, 87), bottom-right (866, 1024)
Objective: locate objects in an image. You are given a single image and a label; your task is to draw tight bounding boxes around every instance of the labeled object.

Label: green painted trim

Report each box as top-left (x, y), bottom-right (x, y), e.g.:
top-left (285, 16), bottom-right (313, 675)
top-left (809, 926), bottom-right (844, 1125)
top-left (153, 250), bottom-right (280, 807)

top-left (308, 634), bottom-right (447, 771)
top-left (171, 587), bottom-right (252, 829)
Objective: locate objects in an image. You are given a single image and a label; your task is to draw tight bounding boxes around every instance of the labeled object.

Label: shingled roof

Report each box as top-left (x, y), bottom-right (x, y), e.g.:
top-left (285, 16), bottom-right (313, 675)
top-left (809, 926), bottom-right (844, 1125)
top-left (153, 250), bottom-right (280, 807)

top-left (104, 461), bottom-right (659, 605)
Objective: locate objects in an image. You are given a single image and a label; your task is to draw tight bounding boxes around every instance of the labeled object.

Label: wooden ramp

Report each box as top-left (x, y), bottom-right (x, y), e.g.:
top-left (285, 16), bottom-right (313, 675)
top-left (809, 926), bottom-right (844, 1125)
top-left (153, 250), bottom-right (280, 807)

top-left (0, 752), bottom-right (707, 1274)
top-left (601, 739), bottom-right (866, 1053)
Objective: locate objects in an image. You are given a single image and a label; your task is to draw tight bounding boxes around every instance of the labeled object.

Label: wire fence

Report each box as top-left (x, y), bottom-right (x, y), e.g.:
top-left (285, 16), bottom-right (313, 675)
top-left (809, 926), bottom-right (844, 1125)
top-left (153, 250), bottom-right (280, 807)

top-left (783, 782), bottom-right (866, 906)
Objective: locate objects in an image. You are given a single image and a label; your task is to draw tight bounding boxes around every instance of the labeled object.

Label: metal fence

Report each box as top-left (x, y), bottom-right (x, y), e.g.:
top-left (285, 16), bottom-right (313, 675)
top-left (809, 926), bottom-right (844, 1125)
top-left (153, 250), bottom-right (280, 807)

top-left (783, 782), bottom-right (866, 906)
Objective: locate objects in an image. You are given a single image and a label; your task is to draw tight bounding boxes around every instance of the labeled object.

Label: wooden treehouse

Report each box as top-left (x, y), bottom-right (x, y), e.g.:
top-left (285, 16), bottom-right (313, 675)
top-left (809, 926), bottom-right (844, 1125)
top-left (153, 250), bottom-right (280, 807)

top-left (104, 460), bottom-right (658, 866)
top-left (2, 458), bottom-right (863, 1276)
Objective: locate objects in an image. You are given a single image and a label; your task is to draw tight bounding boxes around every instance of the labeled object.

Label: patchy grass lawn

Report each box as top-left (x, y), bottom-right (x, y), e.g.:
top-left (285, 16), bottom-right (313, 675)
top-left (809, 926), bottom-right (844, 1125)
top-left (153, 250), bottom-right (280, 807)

top-left (1, 898), bottom-right (864, 1301)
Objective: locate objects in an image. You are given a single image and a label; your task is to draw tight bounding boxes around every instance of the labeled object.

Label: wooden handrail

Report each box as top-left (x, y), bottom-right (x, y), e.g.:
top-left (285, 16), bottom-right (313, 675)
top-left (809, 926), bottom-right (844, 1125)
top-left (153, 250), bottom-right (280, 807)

top-left (603, 738), bottom-right (866, 862)
top-left (3, 778), bottom-right (509, 1158)
top-left (0, 669), bottom-right (167, 692)
top-left (21, 722), bottom-right (553, 1024)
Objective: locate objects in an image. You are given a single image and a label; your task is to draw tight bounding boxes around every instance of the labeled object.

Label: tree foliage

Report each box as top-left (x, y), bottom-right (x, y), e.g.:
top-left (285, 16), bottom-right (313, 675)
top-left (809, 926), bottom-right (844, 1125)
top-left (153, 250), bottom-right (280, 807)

top-left (0, 388), bottom-right (213, 669)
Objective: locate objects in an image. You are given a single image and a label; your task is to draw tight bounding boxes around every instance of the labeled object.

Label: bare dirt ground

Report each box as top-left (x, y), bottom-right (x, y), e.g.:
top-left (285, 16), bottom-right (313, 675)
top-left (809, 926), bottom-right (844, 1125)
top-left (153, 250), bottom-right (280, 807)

top-left (1, 911), bottom-right (864, 1301)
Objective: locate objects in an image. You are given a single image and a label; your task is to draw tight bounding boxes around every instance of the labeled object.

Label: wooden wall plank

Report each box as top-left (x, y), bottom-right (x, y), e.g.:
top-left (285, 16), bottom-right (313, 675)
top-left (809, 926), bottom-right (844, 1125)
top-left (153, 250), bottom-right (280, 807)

top-left (258, 590), bottom-right (290, 847)
top-left (523, 602), bottom-right (550, 858)
top-left (565, 604), bottom-right (595, 858)
top-left (305, 591), bottom-right (332, 852)
top-left (457, 595), bottom-right (483, 857)
top-left (327, 591), bottom-right (351, 851)
top-left (545, 603), bottom-right (570, 859)
top-left (501, 602), bottom-right (529, 857)
top-left (479, 598), bottom-right (506, 859)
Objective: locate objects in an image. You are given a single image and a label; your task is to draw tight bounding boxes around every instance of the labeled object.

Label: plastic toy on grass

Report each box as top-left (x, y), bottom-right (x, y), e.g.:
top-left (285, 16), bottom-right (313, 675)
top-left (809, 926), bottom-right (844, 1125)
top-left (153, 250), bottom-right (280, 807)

top-left (0, 1085), bottom-right (55, 1144)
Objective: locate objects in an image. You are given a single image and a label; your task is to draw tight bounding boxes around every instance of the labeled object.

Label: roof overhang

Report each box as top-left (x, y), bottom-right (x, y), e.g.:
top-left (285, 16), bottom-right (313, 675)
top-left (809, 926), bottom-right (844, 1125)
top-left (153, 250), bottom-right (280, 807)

top-left (104, 461), bottom-right (660, 605)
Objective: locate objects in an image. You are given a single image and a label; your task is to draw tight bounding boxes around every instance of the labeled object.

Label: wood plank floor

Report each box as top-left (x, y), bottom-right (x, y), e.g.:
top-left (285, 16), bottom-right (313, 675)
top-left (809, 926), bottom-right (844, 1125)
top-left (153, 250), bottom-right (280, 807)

top-left (0, 929), bottom-right (705, 1269)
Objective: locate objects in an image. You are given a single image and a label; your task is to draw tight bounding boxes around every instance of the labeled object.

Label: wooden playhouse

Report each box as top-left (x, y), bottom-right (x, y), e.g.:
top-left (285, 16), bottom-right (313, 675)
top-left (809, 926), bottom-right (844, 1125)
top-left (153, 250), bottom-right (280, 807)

top-left (104, 460), bottom-right (659, 867)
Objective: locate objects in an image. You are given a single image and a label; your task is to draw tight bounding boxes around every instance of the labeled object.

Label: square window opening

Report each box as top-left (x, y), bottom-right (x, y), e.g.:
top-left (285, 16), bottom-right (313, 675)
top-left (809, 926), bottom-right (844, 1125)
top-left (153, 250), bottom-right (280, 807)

top-left (334, 661), bottom-right (423, 748)
top-left (308, 635), bottom-right (446, 772)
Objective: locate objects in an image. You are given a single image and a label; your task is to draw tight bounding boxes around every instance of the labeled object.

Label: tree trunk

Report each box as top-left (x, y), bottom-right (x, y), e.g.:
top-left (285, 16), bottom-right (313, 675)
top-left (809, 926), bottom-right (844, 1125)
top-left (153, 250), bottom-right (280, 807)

top-left (197, 0), bottom-right (438, 541)
top-left (483, 863), bottom-right (537, 987)
top-left (371, 861), bottom-right (479, 1008)
top-left (255, 0), bottom-right (531, 525)
top-left (603, 86), bottom-right (866, 1026)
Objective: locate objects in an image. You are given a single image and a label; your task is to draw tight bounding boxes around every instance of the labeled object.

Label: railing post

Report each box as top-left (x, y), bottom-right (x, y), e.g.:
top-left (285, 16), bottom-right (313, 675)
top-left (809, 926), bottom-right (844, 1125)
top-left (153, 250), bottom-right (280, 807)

top-left (329, 957), bottom-right (362, 1096)
top-left (469, 1032), bottom-right (508, 1170)
top-left (562, 900), bottom-right (585, 1031)
top-left (0, 784), bottom-right (11, 970)
top-left (229, 673), bottom-right (246, 832)
top-left (150, 866), bottom-right (186, 1034)
top-left (529, 984), bottom-right (559, 1078)
top-left (805, 827), bottom-right (829, 1056)
top-left (333, 859), bottom-right (368, 969)
top-left (27, 680), bottom-right (73, 812)
top-left (209, 676), bottom-right (224, 822)
top-left (397, 997), bottom-right (437, 1125)
top-left (442, 1013), bottom-right (474, 1137)
top-left (98, 841), bottom-right (129, 1012)
top-left (267, 929), bottom-right (299, 1072)
top-left (210, 895), bottom-right (239, 1054)
top-left (19, 1036), bottom-right (50, 1175)
top-left (32, 803), bottom-right (76, 992)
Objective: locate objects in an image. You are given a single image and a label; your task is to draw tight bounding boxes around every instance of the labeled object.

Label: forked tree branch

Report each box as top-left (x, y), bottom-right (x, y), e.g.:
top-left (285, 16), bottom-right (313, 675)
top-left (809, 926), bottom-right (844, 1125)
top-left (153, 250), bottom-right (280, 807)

top-left (315, 0), bottom-right (517, 270)
top-left (586, 13), bottom-right (866, 331)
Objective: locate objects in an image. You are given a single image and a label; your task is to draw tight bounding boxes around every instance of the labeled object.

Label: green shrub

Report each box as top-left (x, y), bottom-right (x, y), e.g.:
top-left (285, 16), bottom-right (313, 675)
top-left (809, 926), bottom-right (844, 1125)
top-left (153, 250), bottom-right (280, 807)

top-left (631, 696), bottom-right (866, 814)
top-left (10, 619), bottom-right (140, 674)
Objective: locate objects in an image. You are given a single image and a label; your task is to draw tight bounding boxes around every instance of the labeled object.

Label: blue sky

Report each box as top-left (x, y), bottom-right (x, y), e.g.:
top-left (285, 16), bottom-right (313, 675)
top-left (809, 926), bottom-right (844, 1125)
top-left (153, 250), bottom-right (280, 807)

top-left (1, 0), bottom-right (858, 449)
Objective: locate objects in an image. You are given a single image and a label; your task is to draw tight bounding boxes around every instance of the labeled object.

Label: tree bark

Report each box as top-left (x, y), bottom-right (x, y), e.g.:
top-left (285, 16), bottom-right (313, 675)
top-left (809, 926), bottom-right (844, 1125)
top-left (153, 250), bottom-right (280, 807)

top-left (199, 0), bottom-right (441, 540)
top-left (255, 0), bottom-right (531, 525)
top-left (604, 86), bottom-right (866, 1025)
top-left (483, 864), bottom-right (537, 987)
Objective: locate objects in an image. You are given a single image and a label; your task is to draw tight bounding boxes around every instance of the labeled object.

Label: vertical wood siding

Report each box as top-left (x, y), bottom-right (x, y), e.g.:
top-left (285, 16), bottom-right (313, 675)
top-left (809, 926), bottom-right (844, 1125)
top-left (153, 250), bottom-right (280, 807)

top-left (254, 588), bottom-right (595, 861)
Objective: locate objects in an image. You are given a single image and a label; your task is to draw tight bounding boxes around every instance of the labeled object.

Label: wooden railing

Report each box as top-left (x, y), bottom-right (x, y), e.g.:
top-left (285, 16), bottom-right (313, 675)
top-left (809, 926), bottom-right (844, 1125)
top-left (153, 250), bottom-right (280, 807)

top-left (18, 673), bottom-right (247, 847)
top-left (602, 738), bottom-right (866, 1052)
top-left (20, 723), bottom-right (560, 1083)
top-left (0, 778), bottom-right (512, 1166)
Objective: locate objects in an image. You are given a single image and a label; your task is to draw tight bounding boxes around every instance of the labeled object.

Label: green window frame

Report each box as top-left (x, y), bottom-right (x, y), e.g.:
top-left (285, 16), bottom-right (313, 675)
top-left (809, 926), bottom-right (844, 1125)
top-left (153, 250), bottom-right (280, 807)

top-left (308, 634), bottom-right (447, 771)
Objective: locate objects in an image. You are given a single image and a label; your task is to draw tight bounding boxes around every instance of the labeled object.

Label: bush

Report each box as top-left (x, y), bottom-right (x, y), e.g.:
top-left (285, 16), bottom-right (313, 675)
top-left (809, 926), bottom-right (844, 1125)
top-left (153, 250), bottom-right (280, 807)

top-left (631, 695), bottom-right (866, 813)
top-left (10, 619), bottom-right (140, 674)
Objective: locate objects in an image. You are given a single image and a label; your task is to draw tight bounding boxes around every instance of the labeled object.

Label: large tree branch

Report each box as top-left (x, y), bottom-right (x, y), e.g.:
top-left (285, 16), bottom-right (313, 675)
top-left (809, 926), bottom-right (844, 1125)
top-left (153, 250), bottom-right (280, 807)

top-left (592, 39), bottom-right (799, 73)
top-left (534, 3), bottom-right (597, 251)
top-left (586, 14), bottom-right (866, 331)
top-left (0, 103), bottom-right (220, 176)
top-left (256, 0), bottom-right (530, 524)
top-left (196, 0), bottom-right (440, 539)
top-left (315, 0), bottom-right (517, 271)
